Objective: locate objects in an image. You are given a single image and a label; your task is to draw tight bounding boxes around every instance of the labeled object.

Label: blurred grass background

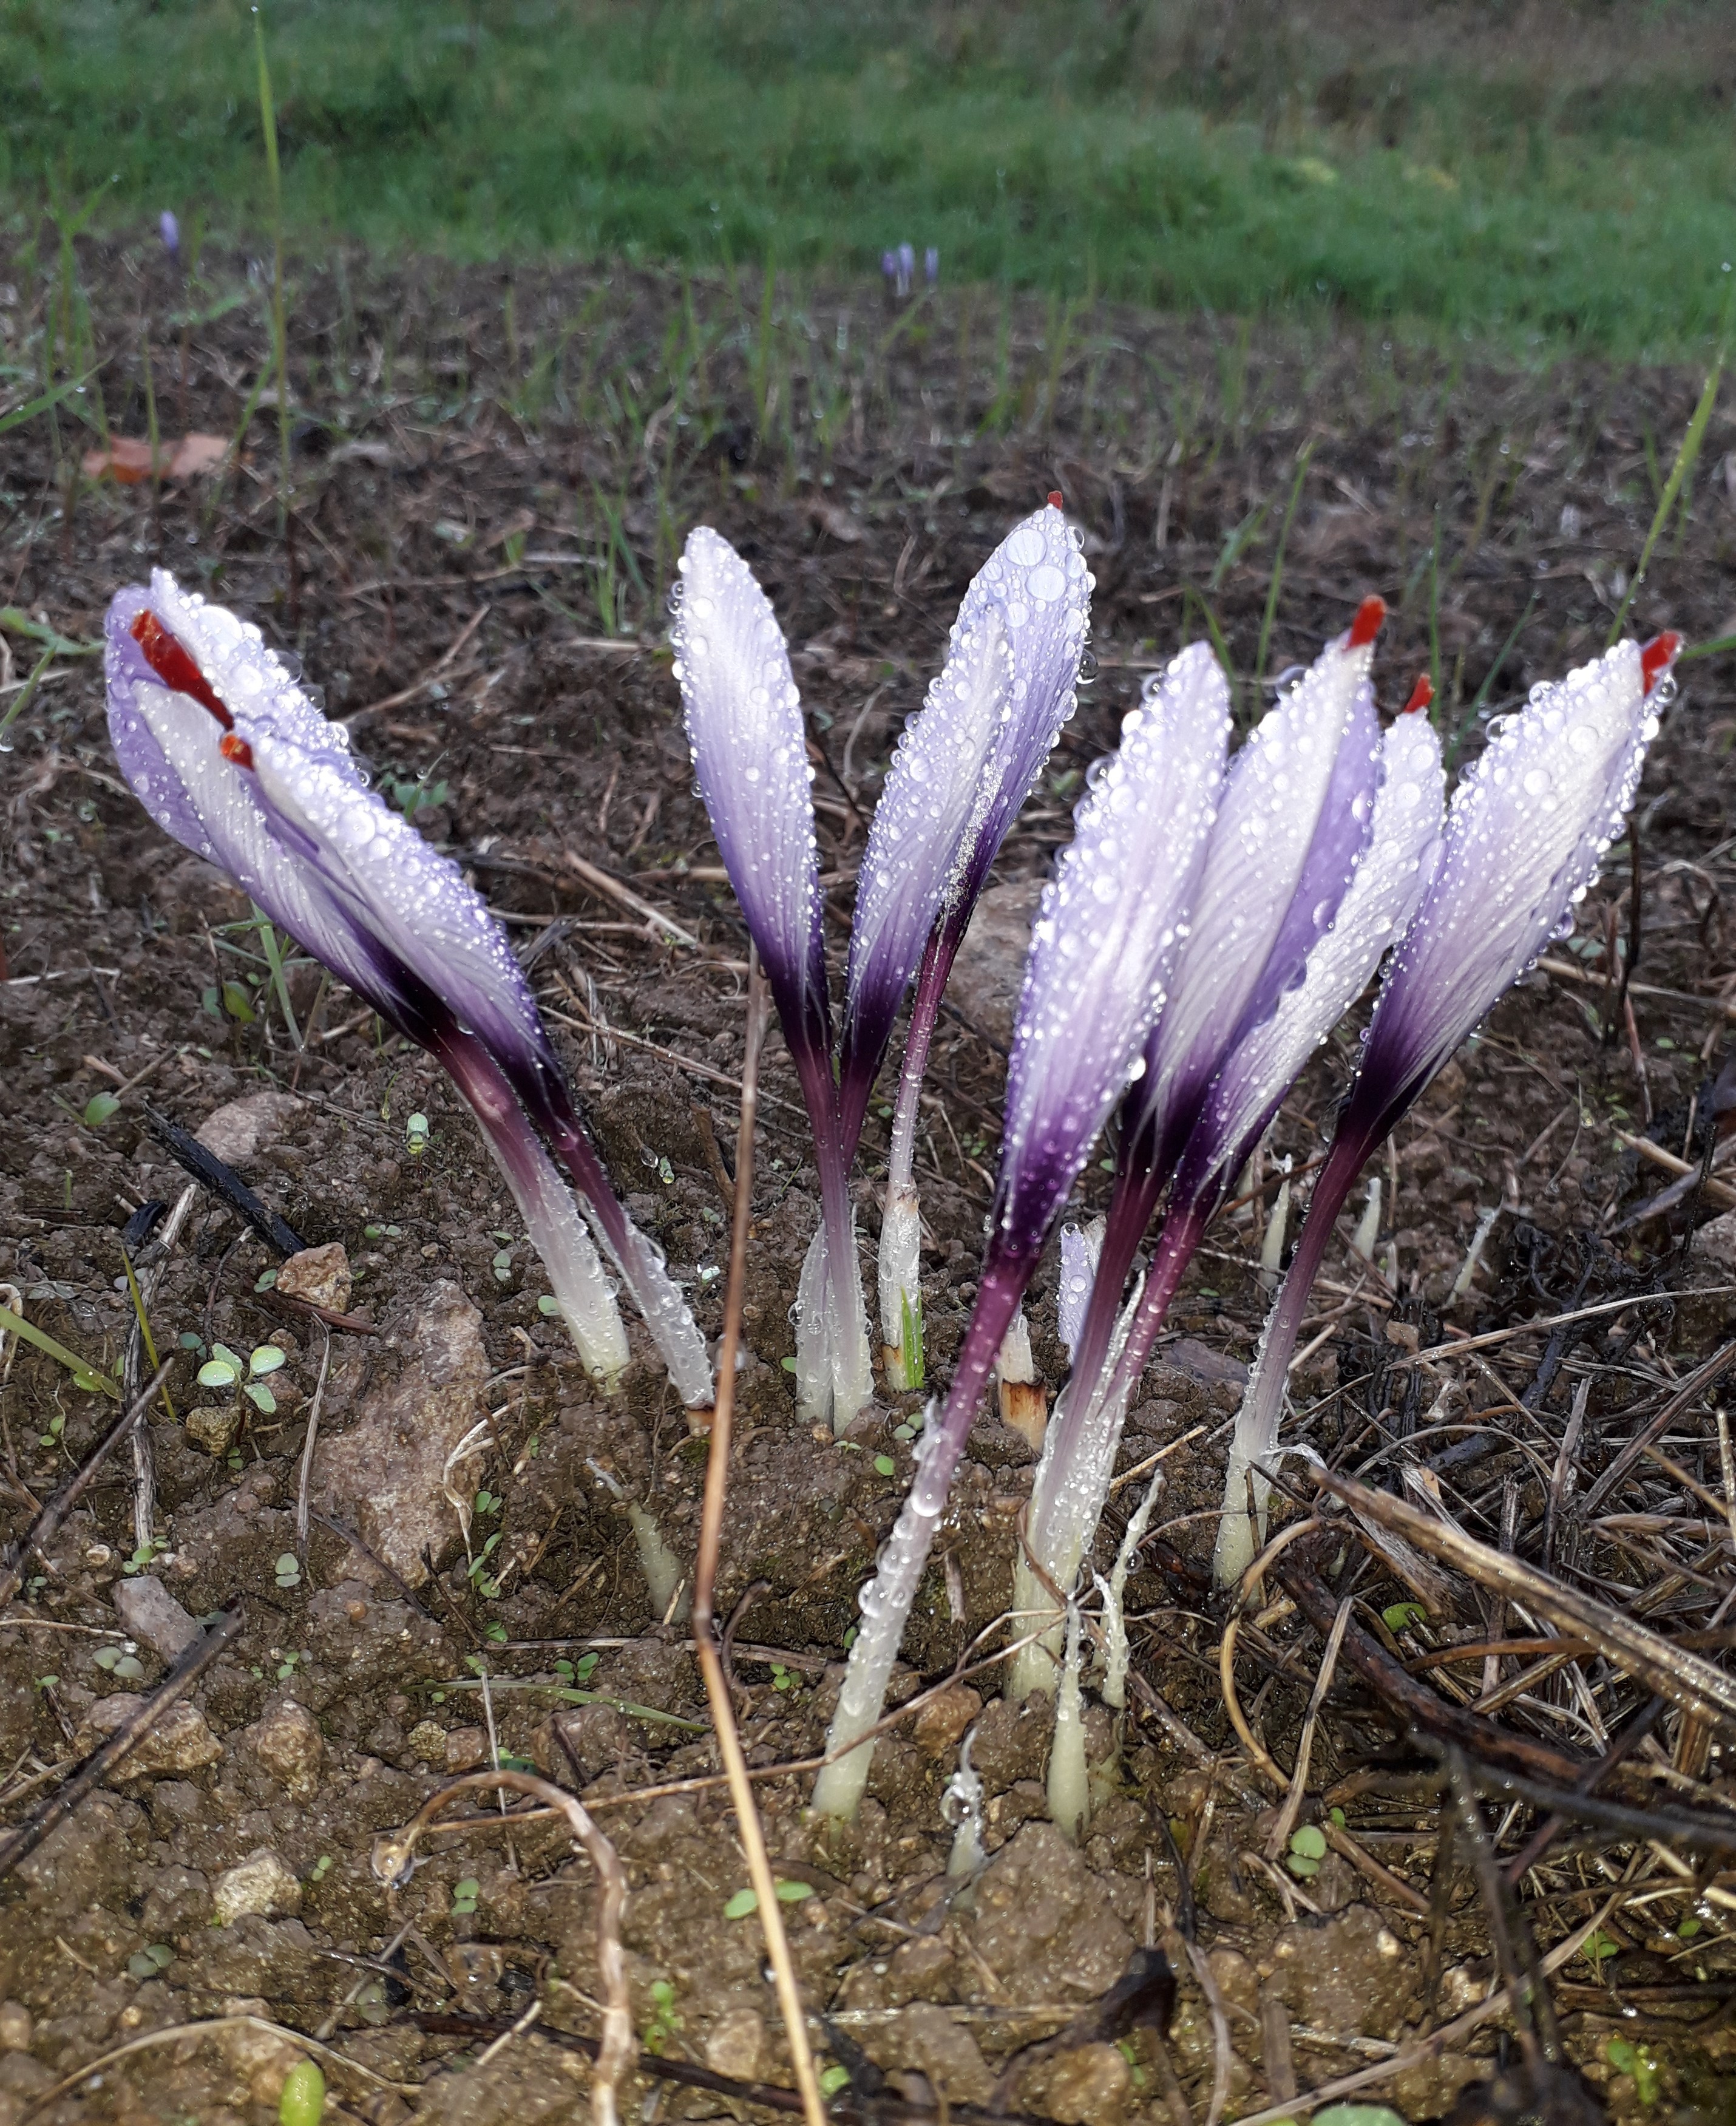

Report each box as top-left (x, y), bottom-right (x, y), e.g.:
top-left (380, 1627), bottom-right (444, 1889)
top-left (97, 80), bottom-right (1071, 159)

top-left (4, 0), bottom-right (1736, 354)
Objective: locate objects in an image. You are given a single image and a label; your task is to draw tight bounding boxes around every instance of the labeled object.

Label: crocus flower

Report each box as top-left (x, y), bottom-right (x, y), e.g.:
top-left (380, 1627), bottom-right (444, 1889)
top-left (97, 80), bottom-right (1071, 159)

top-left (843, 500), bottom-right (1090, 1385)
top-left (105, 570), bottom-right (712, 1404)
top-left (1214, 631), bottom-right (1680, 1584)
top-left (1059, 602), bottom-right (1388, 1425)
top-left (159, 210), bottom-right (180, 260)
top-left (813, 644), bottom-right (1229, 1818)
top-left (924, 247), bottom-right (940, 287)
top-left (672, 528), bottom-right (872, 1429)
top-left (897, 242), bottom-right (915, 296)
top-left (1006, 685), bottom-right (1446, 1686)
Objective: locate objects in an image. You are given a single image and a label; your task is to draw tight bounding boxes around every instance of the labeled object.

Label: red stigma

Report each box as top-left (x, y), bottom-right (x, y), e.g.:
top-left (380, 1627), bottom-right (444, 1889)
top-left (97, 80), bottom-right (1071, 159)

top-left (129, 610), bottom-right (232, 730)
top-left (219, 732), bottom-right (254, 771)
top-left (1640, 631), bottom-right (1682, 695)
top-left (1046, 490), bottom-right (1064, 509)
top-left (1402, 673), bottom-right (1434, 715)
top-left (1346, 596), bottom-right (1386, 650)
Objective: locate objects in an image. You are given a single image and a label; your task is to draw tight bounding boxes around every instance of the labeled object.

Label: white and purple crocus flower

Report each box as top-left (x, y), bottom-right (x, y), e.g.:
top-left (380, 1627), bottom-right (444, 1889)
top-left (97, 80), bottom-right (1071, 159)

top-left (674, 504), bottom-right (1090, 1430)
top-left (104, 571), bottom-right (713, 1405)
top-left (1212, 628), bottom-right (1681, 1583)
top-left (814, 642), bottom-right (1228, 1817)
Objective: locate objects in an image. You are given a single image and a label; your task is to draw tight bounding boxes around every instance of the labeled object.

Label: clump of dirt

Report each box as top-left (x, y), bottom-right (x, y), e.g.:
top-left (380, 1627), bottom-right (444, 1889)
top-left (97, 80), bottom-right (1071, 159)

top-left (1, 237), bottom-right (1734, 2122)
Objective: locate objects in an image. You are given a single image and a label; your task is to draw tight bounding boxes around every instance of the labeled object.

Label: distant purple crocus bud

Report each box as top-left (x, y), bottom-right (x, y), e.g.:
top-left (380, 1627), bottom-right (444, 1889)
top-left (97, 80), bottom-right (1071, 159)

top-left (881, 249), bottom-right (899, 290)
top-left (159, 209), bottom-right (180, 259)
top-left (924, 246), bottom-right (940, 286)
top-left (1216, 631), bottom-right (1680, 1583)
top-left (897, 242), bottom-right (915, 297)
top-left (671, 527), bottom-right (871, 1429)
top-left (815, 644), bottom-right (1229, 1818)
top-left (104, 571), bottom-right (711, 1405)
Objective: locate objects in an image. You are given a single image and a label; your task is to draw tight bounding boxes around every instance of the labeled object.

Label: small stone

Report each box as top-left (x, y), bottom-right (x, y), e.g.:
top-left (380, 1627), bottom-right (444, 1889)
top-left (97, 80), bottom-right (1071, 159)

top-left (0, 2004), bottom-right (31, 2052)
top-left (444, 1726), bottom-right (488, 1772)
top-left (277, 1242), bottom-right (352, 1315)
top-left (196, 1090), bottom-right (299, 1168)
top-left (912, 1683), bottom-right (982, 1759)
top-left (245, 1702), bottom-right (324, 1800)
top-left (704, 2008), bottom-right (765, 2082)
top-left (111, 1575), bottom-right (202, 1660)
top-left (215, 1996), bottom-right (306, 2105)
top-left (185, 1405), bottom-right (241, 1457)
top-left (212, 1850), bottom-right (303, 1927)
top-left (72, 1696), bottom-right (222, 1776)
top-left (404, 1720), bottom-right (447, 1765)
top-left (1037, 2041), bottom-right (1132, 2126)
top-left (947, 880), bottom-right (1045, 1047)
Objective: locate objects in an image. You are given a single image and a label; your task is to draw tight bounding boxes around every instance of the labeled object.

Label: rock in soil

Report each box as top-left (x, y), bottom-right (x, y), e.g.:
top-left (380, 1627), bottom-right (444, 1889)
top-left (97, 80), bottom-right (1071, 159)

top-left (311, 1278), bottom-right (488, 1585)
top-left (276, 1239), bottom-right (353, 1313)
top-left (704, 2006), bottom-right (766, 2080)
top-left (211, 1849), bottom-right (303, 1926)
top-left (184, 1404), bottom-right (242, 1456)
top-left (946, 879), bottom-right (1045, 1047)
top-left (110, 1572), bottom-right (202, 1659)
top-left (1264, 1902), bottom-right (1412, 2039)
top-left (240, 1700), bottom-right (324, 1798)
top-left (70, 1694), bottom-right (222, 1774)
top-left (195, 1089), bottom-right (301, 1167)
top-left (968, 1822), bottom-right (1134, 1998)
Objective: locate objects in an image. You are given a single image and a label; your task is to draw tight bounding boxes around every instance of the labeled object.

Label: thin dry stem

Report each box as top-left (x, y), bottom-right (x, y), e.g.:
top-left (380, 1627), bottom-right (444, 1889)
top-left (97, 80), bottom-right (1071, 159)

top-left (690, 949), bottom-right (827, 2126)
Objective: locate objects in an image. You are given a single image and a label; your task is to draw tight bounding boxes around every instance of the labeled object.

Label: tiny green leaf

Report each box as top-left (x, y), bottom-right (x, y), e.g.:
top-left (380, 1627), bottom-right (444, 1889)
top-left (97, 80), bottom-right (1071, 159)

top-left (723, 1888), bottom-right (759, 1920)
top-left (1382, 1602), bottom-right (1426, 1632)
top-left (83, 1091), bottom-right (121, 1127)
top-left (278, 2057), bottom-right (327, 2126)
top-left (1289, 1824), bottom-right (1327, 1860)
top-left (873, 1454), bottom-right (896, 1476)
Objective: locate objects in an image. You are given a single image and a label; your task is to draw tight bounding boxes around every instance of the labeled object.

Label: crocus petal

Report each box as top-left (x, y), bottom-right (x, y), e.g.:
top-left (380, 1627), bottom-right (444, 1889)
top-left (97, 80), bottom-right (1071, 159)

top-left (1179, 702), bottom-right (1446, 1202)
top-left (1130, 615), bottom-right (1383, 1176)
top-left (1213, 633), bottom-right (1675, 1587)
top-left (997, 645), bottom-right (1230, 1252)
top-left (1057, 1218), bottom-right (1104, 1363)
top-left (672, 528), bottom-right (827, 1045)
top-left (843, 502), bottom-right (1089, 1130)
top-left (1348, 638), bottom-right (1664, 1139)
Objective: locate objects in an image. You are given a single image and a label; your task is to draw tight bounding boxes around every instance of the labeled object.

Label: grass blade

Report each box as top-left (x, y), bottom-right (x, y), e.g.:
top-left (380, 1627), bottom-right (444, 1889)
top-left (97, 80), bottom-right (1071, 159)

top-left (0, 1303), bottom-right (120, 1398)
top-left (1607, 338), bottom-right (1726, 646)
top-left (1253, 441), bottom-right (1315, 688)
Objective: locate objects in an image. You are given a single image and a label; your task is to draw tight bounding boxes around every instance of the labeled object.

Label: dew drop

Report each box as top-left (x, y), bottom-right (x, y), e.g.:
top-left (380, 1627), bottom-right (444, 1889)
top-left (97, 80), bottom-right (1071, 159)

top-left (1006, 525), bottom-right (1046, 566)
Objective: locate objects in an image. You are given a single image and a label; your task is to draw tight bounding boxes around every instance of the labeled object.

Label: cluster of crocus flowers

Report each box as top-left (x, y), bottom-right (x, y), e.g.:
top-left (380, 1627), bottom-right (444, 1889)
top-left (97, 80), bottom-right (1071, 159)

top-left (815, 611), bottom-right (1676, 1815)
top-left (104, 571), bottom-right (713, 1407)
top-left (674, 503), bottom-right (1090, 1430)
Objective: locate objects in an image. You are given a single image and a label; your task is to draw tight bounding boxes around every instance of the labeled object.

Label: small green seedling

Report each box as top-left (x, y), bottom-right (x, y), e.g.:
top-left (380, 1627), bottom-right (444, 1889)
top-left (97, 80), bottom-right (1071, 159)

top-left (473, 1489), bottom-right (502, 1518)
top-left (274, 1554), bottom-right (302, 1591)
top-left (1382, 1602), bottom-right (1427, 1632)
top-left (1286, 1824), bottom-right (1327, 1879)
top-left (643, 1977), bottom-right (683, 2055)
top-left (308, 1854), bottom-right (333, 1883)
top-left (37, 1410), bottom-right (65, 1451)
top-left (277, 2057), bottom-right (326, 2126)
top-left (405, 1112), bottom-right (430, 1156)
top-left (198, 1342), bottom-right (286, 1413)
top-left (873, 1454), bottom-right (896, 1476)
top-left (122, 1538), bottom-right (166, 1578)
top-left (819, 2065), bottom-right (851, 2097)
top-left (536, 1294), bottom-right (562, 1316)
top-left (491, 1246), bottom-right (515, 1284)
top-left (769, 1662), bottom-right (796, 1693)
top-left (362, 1222), bottom-right (401, 1240)
top-left (83, 1090), bottom-right (120, 1128)
top-left (724, 1880), bottom-right (813, 1918)
top-left (1605, 2039), bottom-right (1661, 2107)
top-left (126, 1942), bottom-right (175, 1982)
top-left (95, 1644), bottom-right (147, 1682)
top-left (450, 1876), bottom-right (480, 1917)
top-left (554, 1654), bottom-right (599, 1687)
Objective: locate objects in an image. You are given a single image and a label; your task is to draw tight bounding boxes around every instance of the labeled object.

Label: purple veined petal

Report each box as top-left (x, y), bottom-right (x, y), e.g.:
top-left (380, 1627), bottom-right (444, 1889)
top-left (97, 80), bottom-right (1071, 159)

top-left (1177, 700), bottom-right (1446, 1206)
top-left (1129, 604), bottom-right (1386, 1178)
top-left (672, 528), bottom-right (827, 1050)
top-left (158, 209), bottom-right (180, 258)
top-left (1347, 637), bottom-right (1667, 1141)
top-left (996, 644), bottom-right (1228, 1259)
top-left (842, 500), bottom-right (1090, 1146)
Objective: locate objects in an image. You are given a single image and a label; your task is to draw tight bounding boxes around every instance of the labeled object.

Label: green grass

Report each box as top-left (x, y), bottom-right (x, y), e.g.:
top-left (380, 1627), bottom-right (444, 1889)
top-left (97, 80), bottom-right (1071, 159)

top-left (5, 0), bottom-right (1736, 355)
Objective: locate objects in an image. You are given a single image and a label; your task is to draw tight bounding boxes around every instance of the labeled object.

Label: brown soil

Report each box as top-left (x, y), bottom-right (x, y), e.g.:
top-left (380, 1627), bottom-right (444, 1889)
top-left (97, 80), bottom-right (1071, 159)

top-left (1, 240), bottom-right (1735, 2125)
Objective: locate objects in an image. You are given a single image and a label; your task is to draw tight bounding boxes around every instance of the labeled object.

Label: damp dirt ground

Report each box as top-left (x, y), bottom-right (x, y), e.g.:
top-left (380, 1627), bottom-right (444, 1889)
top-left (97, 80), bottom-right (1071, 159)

top-left (2, 242), bottom-right (1735, 2125)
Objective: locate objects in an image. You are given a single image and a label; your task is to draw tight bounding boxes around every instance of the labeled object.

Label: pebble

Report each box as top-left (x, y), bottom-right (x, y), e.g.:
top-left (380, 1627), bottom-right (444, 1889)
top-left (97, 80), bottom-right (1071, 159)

top-left (912, 1682), bottom-right (982, 1758)
top-left (276, 1241), bottom-right (353, 1314)
top-left (72, 1696), bottom-right (222, 1775)
top-left (185, 1405), bottom-right (242, 1457)
top-left (704, 2008), bottom-right (765, 2082)
top-left (212, 1849), bottom-right (303, 1927)
top-left (1040, 2041), bottom-right (1132, 2125)
top-left (195, 1090), bottom-right (300, 1167)
top-left (110, 1575), bottom-right (202, 1660)
top-left (404, 1720), bottom-right (449, 1765)
top-left (0, 2005), bottom-right (31, 2052)
top-left (244, 1702), bottom-right (324, 1799)
top-left (444, 1726), bottom-right (489, 1772)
